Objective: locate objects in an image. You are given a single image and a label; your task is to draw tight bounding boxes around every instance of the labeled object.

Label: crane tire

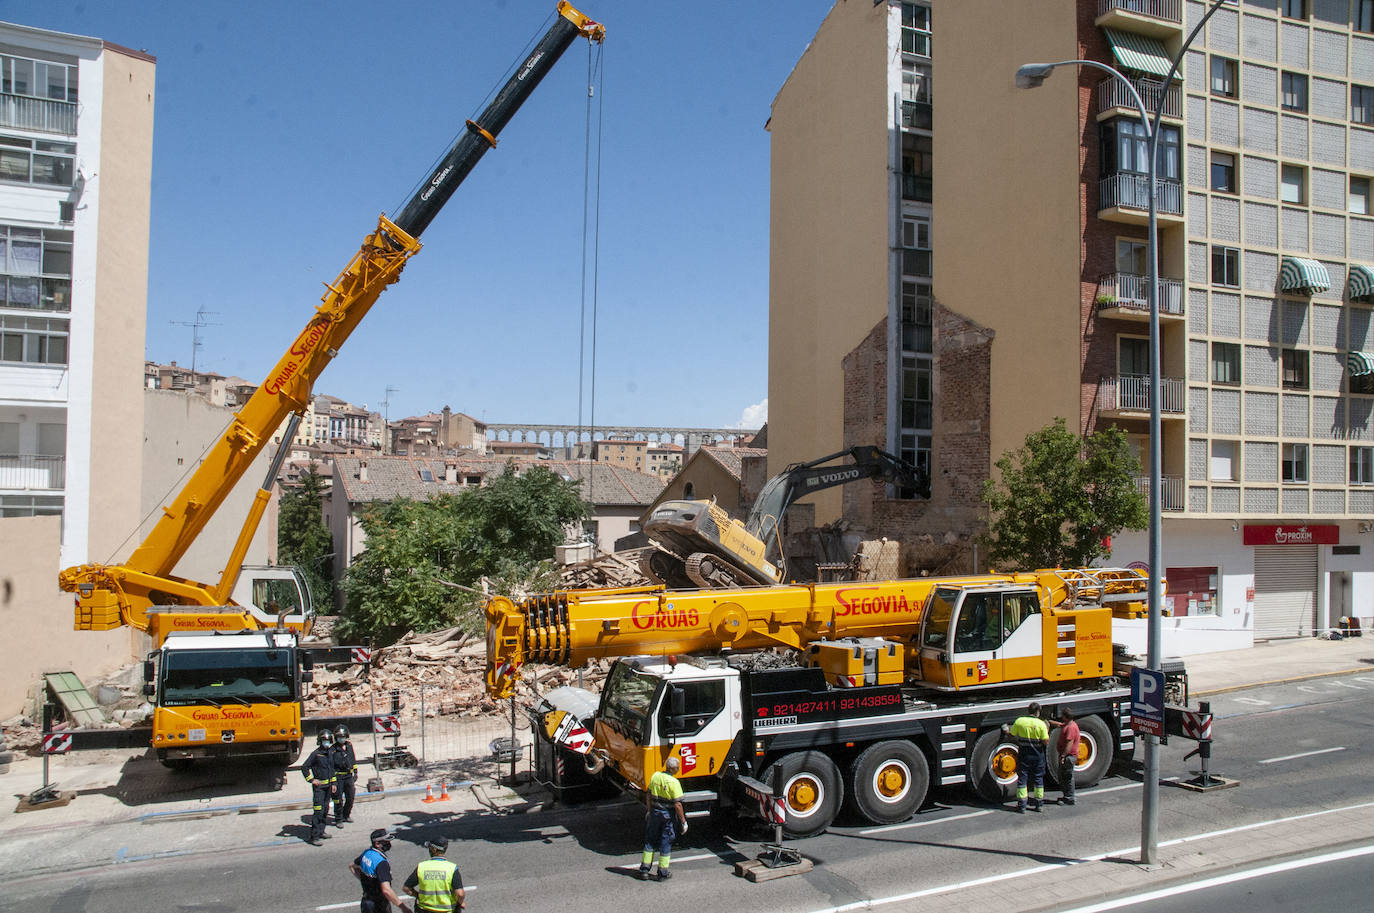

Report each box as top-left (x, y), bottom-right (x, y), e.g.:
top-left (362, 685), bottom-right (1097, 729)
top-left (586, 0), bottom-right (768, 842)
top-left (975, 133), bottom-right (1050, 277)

top-left (845, 740), bottom-right (929, 825)
top-left (760, 751), bottom-right (843, 838)
top-left (969, 729), bottom-right (1020, 803)
top-left (1048, 714), bottom-right (1114, 789)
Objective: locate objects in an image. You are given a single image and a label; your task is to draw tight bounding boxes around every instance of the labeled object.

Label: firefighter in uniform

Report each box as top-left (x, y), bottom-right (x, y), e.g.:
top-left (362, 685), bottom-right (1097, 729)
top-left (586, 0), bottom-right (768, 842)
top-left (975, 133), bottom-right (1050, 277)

top-left (1005, 702), bottom-right (1050, 813)
top-left (331, 724), bottom-right (359, 826)
top-left (638, 755), bottom-right (687, 881)
top-left (404, 836), bottom-right (464, 912)
top-left (302, 729), bottom-right (337, 844)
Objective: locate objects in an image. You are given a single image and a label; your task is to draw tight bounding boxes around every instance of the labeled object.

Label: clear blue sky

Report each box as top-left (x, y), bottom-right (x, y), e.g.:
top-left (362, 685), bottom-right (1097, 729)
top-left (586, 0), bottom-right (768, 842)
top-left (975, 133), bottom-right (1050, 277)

top-left (23, 0), bottom-right (838, 430)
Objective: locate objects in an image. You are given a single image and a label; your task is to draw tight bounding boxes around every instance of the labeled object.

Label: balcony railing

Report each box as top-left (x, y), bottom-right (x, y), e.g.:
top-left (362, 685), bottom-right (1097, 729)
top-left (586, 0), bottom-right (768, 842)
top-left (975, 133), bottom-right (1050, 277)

top-left (1099, 173), bottom-right (1183, 215)
top-left (0, 454), bottom-right (66, 490)
top-left (1097, 0), bottom-right (1182, 24)
top-left (901, 99), bottom-right (932, 131)
top-left (1097, 272), bottom-right (1184, 315)
top-left (1101, 375), bottom-right (1186, 413)
top-left (0, 93), bottom-right (77, 136)
top-left (901, 173), bottom-right (932, 202)
top-left (1097, 76), bottom-right (1181, 120)
top-left (901, 247), bottom-right (932, 278)
top-left (1134, 474), bottom-right (1186, 511)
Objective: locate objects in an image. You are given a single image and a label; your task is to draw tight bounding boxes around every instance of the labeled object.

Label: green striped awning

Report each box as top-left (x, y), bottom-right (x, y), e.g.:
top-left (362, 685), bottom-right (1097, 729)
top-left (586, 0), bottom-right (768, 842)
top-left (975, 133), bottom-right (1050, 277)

top-left (1349, 352), bottom-right (1374, 376)
top-left (1349, 264), bottom-right (1374, 300)
top-left (1103, 29), bottom-right (1176, 80)
top-left (1279, 256), bottom-right (1331, 294)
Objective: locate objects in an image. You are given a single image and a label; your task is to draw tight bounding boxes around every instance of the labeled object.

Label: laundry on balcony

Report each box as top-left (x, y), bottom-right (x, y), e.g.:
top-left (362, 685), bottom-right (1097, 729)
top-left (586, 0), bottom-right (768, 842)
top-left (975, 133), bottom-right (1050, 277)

top-left (1347, 352), bottom-right (1374, 377)
top-left (1347, 264), bottom-right (1373, 301)
top-left (1279, 256), bottom-right (1330, 294)
top-left (1103, 29), bottom-right (1176, 81)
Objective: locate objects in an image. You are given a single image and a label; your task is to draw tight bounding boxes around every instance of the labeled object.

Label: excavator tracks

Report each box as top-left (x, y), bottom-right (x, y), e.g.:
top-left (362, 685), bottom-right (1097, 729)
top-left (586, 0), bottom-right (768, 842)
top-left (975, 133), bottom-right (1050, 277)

top-left (685, 552), bottom-right (757, 589)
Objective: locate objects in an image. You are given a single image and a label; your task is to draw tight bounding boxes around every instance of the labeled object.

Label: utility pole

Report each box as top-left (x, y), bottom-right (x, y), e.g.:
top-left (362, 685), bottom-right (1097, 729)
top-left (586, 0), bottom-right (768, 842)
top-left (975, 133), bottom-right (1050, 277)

top-left (381, 385), bottom-right (399, 454)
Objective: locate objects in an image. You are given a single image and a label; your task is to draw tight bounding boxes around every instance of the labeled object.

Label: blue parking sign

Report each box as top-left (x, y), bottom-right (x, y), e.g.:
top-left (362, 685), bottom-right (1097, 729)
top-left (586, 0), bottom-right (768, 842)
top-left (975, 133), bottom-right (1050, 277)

top-left (1130, 666), bottom-right (1165, 737)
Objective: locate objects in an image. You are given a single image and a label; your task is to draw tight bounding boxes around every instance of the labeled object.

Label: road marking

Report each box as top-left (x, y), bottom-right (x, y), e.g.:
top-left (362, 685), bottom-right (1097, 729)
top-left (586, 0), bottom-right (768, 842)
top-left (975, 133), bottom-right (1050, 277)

top-left (1330, 680), bottom-right (1365, 690)
top-left (861, 809), bottom-right (993, 835)
top-left (1295, 685), bottom-right (1324, 693)
top-left (1050, 843), bottom-right (1374, 913)
top-left (1233, 697), bottom-right (1271, 705)
top-left (803, 799), bottom-right (1374, 913)
top-left (614, 853), bottom-right (715, 871)
top-left (1258, 746), bottom-right (1346, 764)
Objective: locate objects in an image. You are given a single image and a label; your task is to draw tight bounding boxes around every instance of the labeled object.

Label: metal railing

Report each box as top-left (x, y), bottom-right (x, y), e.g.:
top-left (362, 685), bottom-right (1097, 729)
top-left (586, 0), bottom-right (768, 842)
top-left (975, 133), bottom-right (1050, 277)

top-left (1099, 173), bottom-right (1183, 215)
top-left (1133, 474), bottom-right (1185, 511)
top-left (0, 93), bottom-right (77, 136)
top-left (901, 99), bottom-right (932, 131)
top-left (1102, 375), bottom-right (1186, 413)
top-left (1097, 76), bottom-right (1180, 120)
top-left (1097, 0), bottom-right (1182, 24)
top-left (901, 247), bottom-right (932, 278)
top-left (1096, 273), bottom-right (1184, 315)
top-left (0, 454), bottom-right (66, 490)
top-left (901, 173), bottom-right (932, 202)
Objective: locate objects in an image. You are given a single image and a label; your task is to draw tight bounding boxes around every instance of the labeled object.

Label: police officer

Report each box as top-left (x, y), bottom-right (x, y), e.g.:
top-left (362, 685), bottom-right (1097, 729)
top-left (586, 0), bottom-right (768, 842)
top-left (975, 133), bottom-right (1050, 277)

top-left (331, 724), bottom-right (359, 826)
top-left (350, 828), bottom-right (412, 913)
top-left (638, 756), bottom-right (687, 881)
top-left (404, 837), bottom-right (465, 912)
top-left (1005, 702), bottom-right (1050, 813)
top-left (302, 729), bottom-right (337, 845)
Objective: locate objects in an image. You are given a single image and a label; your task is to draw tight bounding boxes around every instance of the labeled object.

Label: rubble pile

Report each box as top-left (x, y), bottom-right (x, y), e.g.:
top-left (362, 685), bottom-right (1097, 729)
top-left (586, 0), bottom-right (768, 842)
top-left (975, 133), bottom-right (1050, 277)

top-left (558, 548), bottom-right (653, 589)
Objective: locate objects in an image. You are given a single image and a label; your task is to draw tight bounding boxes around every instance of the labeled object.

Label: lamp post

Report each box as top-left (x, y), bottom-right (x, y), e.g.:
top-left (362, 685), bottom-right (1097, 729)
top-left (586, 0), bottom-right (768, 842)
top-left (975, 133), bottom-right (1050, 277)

top-left (1016, 0), bottom-right (1233, 866)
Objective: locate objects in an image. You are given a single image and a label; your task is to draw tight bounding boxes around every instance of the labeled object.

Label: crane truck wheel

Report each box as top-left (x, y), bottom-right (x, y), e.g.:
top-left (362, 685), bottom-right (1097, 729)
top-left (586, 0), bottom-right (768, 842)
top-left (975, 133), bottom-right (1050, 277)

top-left (845, 740), bottom-right (929, 825)
top-left (969, 729), bottom-right (1021, 803)
top-left (760, 751), bottom-right (843, 838)
top-left (1047, 714), bottom-right (1113, 789)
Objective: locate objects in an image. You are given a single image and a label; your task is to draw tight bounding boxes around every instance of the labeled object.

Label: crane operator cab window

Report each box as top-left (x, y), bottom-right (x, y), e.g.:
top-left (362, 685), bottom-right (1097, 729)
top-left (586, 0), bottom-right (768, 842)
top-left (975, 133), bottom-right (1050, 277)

top-left (952, 590), bottom-right (1041, 655)
top-left (658, 679), bottom-right (726, 738)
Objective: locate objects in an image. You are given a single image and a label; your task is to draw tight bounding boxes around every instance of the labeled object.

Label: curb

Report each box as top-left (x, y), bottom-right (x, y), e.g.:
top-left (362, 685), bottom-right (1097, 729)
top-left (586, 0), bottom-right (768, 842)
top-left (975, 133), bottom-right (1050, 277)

top-left (1193, 665), bottom-right (1371, 697)
top-left (135, 783), bottom-right (441, 824)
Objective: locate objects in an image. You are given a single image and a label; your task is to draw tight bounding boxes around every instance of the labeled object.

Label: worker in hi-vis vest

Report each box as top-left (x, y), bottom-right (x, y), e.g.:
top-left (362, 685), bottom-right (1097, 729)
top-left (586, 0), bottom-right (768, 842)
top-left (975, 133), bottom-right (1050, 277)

top-left (404, 836), bottom-right (464, 912)
top-left (1005, 701), bottom-right (1050, 813)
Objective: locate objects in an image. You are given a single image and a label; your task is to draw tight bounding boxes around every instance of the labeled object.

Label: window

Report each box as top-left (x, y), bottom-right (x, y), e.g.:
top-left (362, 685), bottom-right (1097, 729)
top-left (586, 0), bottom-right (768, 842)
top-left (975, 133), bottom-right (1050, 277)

top-left (1116, 239), bottom-right (1147, 275)
top-left (1280, 164), bottom-right (1305, 203)
top-left (1281, 348), bottom-right (1309, 389)
top-left (1352, 177), bottom-right (1371, 215)
top-left (901, 133), bottom-right (932, 200)
top-left (898, 430), bottom-right (930, 499)
top-left (1282, 443), bottom-right (1308, 483)
top-left (1212, 342), bottom-right (1241, 384)
top-left (1210, 56), bottom-right (1237, 98)
top-left (1354, 85), bottom-right (1374, 125)
top-left (901, 215), bottom-right (931, 277)
top-left (901, 354), bottom-right (932, 430)
top-left (658, 678), bottom-right (725, 737)
top-left (0, 136), bottom-right (75, 187)
top-left (1211, 152), bottom-right (1237, 193)
top-left (0, 54), bottom-right (78, 103)
top-left (1165, 567), bottom-right (1219, 617)
top-left (1210, 440), bottom-right (1238, 481)
top-left (1211, 246), bottom-right (1240, 287)
top-left (1359, 0), bottom-right (1374, 33)
top-left (0, 314), bottom-right (68, 365)
top-left (1, 226), bottom-right (73, 311)
top-left (1281, 0), bottom-right (1306, 18)
top-left (1352, 446), bottom-right (1374, 484)
top-left (901, 3), bottom-right (931, 57)
top-left (1282, 72), bottom-right (1308, 112)
top-left (1119, 336), bottom-right (1150, 377)
top-left (0, 494), bottom-right (63, 518)
top-left (1102, 120), bottom-right (1181, 179)
top-left (900, 280), bottom-right (933, 353)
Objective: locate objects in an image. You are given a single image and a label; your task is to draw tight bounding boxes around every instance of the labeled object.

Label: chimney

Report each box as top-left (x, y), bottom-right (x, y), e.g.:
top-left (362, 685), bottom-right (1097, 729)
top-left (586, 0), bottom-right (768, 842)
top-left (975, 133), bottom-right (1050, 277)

top-left (445, 462), bottom-right (457, 484)
top-left (359, 460), bottom-right (368, 483)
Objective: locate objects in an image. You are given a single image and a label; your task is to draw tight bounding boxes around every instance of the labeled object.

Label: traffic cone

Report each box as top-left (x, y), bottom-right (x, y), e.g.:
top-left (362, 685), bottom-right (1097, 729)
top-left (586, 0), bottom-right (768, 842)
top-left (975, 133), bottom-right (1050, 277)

top-left (438, 780), bottom-right (451, 801)
top-left (422, 783), bottom-right (437, 804)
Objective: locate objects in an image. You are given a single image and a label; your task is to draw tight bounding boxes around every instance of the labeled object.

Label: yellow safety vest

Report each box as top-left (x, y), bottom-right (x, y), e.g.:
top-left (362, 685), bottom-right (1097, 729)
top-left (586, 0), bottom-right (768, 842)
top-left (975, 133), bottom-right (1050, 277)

top-left (415, 858), bottom-right (458, 912)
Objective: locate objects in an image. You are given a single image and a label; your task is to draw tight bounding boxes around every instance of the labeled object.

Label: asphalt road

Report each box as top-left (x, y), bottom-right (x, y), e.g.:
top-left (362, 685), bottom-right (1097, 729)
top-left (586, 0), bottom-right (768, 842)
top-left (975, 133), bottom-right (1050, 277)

top-left (4, 672), bottom-right (1373, 913)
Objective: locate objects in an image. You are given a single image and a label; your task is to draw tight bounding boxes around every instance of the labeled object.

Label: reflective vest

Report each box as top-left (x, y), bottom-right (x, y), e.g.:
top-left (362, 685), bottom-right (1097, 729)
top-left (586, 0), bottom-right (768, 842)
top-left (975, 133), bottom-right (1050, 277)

top-left (414, 858), bottom-right (459, 912)
top-left (1009, 715), bottom-right (1049, 744)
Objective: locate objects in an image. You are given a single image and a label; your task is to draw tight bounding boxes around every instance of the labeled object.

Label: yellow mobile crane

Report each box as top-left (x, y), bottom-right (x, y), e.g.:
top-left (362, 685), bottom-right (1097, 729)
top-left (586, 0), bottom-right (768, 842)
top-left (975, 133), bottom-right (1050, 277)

top-left (57, 3), bottom-right (604, 768)
top-left (486, 567), bottom-right (1189, 836)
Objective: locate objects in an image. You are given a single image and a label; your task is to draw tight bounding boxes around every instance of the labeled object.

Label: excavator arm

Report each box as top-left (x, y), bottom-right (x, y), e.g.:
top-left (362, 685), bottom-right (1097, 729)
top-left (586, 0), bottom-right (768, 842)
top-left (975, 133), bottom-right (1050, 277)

top-left (62, 3), bottom-right (605, 635)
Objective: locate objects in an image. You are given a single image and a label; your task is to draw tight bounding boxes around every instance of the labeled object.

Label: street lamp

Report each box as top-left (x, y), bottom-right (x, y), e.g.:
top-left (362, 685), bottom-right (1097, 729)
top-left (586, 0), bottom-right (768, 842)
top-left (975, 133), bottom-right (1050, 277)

top-left (1016, 0), bottom-right (1234, 866)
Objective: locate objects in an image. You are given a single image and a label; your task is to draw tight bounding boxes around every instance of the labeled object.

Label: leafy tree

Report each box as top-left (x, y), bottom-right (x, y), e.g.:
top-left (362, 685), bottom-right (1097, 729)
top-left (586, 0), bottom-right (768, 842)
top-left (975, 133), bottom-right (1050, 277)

top-left (277, 467), bottom-right (334, 612)
top-left (339, 464), bottom-right (587, 644)
top-left (980, 418), bottom-right (1147, 571)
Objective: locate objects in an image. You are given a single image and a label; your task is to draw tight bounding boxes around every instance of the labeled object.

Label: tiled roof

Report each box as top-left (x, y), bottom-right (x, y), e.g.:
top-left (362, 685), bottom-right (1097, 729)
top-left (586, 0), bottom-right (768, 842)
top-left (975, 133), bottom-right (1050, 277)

top-left (333, 455), bottom-right (663, 508)
top-left (701, 446), bottom-right (767, 481)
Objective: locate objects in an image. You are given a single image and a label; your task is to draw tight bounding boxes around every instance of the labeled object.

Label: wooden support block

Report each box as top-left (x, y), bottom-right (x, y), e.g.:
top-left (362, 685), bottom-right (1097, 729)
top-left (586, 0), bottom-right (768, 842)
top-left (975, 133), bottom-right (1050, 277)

top-left (16, 790), bottom-right (75, 813)
top-left (734, 856), bottom-right (814, 882)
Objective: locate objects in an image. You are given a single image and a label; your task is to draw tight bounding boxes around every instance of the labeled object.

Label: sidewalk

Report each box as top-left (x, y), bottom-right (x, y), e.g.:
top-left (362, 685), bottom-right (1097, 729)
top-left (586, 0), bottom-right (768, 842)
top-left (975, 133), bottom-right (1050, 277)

top-left (1184, 633), bottom-right (1373, 696)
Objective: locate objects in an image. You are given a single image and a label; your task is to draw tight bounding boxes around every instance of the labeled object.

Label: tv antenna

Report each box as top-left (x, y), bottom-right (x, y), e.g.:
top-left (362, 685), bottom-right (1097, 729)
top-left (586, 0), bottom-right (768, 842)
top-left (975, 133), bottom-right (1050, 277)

top-left (168, 306), bottom-right (221, 376)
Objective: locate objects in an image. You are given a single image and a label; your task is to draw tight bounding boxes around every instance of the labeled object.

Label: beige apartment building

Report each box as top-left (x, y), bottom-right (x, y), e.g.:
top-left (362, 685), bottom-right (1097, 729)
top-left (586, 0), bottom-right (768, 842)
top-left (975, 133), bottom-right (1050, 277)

top-left (0, 23), bottom-right (154, 713)
top-left (770, 0), bottom-right (1374, 653)
top-left (593, 436), bottom-right (647, 473)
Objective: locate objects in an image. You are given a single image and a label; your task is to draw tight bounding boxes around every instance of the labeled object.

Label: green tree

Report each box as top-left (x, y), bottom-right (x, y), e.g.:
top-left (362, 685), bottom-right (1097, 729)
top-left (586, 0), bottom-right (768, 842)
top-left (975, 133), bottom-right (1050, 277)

top-left (980, 418), bottom-right (1147, 570)
top-left (339, 464), bottom-right (587, 644)
top-left (277, 467), bottom-right (334, 612)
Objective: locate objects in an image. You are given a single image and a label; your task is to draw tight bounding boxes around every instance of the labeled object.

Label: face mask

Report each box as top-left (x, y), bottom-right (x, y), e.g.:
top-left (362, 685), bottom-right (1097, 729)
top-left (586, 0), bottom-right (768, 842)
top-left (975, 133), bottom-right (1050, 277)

top-left (377, 840), bottom-right (392, 853)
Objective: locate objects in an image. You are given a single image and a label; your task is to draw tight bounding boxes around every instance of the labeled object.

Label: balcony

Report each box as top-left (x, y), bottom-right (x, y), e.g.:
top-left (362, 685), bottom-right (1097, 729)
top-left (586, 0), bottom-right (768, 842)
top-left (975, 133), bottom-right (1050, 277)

top-left (1, 276), bottom-right (71, 312)
top-left (901, 173), bottom-right (932, 203)
top-left (1098, 375), bottom-right (1186, 417)
top-left (1095, 0), bottom-right (1183, 38)
top-left (1098, 173), bottom-right (1183, 225)
top-left (1097, 76), bottom-right (1181, 122)
top-left (901, 99), bottom-right (932, 131)
top-left (0, 93), bottom-right (77, 136)
top-left (901, 247), bottom-right (932, 279)
top-left (0, 454), bottom-right (65, 490)
top-left (1134, 474), bottom-right (1186, 511)
top-left (1096, 272), bottom-right (1185, 322)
